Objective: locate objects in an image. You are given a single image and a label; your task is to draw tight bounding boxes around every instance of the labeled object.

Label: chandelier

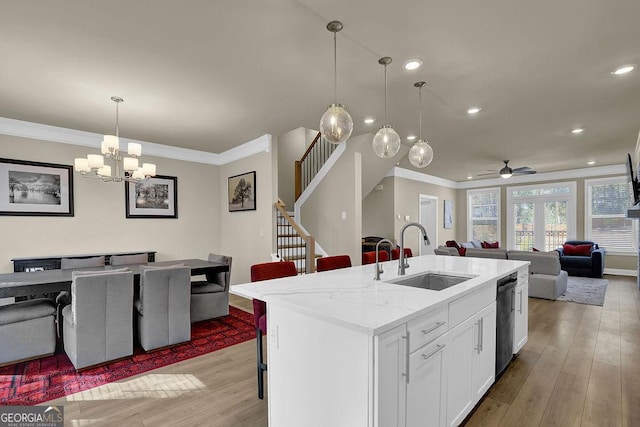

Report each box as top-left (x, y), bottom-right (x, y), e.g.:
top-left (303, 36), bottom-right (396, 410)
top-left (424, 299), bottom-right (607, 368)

top-left (319, 20), bottom-right (353, 145)
top-left (74, 96), bottom-right (157, 182)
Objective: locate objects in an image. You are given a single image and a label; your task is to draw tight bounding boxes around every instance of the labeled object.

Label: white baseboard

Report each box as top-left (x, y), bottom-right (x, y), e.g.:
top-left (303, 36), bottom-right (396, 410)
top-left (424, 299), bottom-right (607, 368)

top-left (604, 268), bottom-right (637, 277)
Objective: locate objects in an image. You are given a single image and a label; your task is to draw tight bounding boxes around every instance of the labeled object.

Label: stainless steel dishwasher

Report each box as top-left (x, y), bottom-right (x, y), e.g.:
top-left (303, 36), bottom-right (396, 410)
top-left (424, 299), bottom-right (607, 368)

top-left (495, 272), bottom-right (518, 377)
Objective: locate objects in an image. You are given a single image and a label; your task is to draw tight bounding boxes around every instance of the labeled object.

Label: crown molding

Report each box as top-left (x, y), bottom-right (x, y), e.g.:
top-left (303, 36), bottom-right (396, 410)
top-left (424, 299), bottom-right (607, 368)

top-left (387, 167), bottom-right (459, 189)
top-left (0, 117), bottom-right (270, 166)
top-left (386, 164), bottom-right (626, 190)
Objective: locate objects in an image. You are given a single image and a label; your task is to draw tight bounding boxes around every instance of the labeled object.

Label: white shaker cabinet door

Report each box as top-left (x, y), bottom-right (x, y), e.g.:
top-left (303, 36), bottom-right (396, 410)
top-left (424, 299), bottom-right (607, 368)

top-left (472, 302), bottom-right (496, 399)
top-left (513, 281), bottom-right (528, 353)
top-left (446, 314), bottom-right (476, 427)
top-left (375, 324), bottom-right (408, 427)
top-left (407, 335), bottom-right (448, 427)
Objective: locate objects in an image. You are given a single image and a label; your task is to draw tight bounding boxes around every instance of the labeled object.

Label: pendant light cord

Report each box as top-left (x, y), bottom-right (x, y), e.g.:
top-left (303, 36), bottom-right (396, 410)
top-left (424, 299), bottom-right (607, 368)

top-left (418, 85), bottom-right (422, 140)
top-left (115, 102), bottom-right (120, 138)
top-left (384, 64), bottom-right (388, 123)
top-left (333, 31), bottom-right (337, 104)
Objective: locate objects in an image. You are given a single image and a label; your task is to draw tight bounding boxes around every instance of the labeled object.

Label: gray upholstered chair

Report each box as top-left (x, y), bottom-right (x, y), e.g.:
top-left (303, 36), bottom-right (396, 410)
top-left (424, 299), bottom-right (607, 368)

top-left (136, 265), bottom-right (191, 351)
top-left (0, 298), bottom-right (56, 365)
top-left (62, 269), bottom-right (134, 370)
top-left (190, 254), bottom-right (232, 322)
top-left (110, 253), bottom-right (149, 266)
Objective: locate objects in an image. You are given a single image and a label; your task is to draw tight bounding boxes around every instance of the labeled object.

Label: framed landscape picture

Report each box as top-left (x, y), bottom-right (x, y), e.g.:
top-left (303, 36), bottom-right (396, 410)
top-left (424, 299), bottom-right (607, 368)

top-left (0, 157), bottom-right (74, 216)
top-left (125, 175), bottom-right (177, 218)
top-left (228, 171), bottom-right (256, 212)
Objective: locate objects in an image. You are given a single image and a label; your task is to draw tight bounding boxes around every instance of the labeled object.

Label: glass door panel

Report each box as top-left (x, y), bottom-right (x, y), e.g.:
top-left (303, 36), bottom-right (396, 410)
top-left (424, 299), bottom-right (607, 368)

top-left (513, 202), bottom-right (534, 250)
top-left (544, 201), bottom-right (567, 251)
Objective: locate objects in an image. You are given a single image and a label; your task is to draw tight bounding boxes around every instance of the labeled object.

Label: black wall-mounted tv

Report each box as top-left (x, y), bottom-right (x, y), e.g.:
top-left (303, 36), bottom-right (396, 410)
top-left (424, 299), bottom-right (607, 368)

top-left (626, 153), bottom-right (640, 206)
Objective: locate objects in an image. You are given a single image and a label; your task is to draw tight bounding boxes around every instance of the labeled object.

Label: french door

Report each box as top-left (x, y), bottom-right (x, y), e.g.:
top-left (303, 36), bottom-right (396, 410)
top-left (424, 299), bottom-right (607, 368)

top-left (507, 183), bottom-right (576, 251)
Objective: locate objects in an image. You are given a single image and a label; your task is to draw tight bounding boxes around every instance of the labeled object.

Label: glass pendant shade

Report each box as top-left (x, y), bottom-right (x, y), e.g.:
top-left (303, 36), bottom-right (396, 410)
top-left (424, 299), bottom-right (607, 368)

top-left (408, 139), bottom-right (433, 168)
top-left (373, 125), bottom-right (401, 158)
top-left (320, 103), bottom-right (353, 144)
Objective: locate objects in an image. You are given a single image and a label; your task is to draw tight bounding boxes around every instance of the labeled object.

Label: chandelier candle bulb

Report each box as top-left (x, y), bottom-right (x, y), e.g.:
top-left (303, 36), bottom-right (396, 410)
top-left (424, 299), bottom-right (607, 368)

top-left (128, 142), bottom-right (142, 157)
top-left (123, 157), bottom-right (139, 171)
top-left (87, 154), bottom-right (104, 169)
top-left (132, 168), bottom-right (146, 180)
top-left (142, 163), bottom-right (156, 177)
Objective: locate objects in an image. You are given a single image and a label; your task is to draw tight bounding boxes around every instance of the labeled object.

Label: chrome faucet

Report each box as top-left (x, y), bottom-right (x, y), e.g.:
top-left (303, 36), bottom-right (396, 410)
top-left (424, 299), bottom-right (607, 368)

top-left (374, 238), bottom-right (394, 280)
top-left (398, 222), bottom-right (430, 275)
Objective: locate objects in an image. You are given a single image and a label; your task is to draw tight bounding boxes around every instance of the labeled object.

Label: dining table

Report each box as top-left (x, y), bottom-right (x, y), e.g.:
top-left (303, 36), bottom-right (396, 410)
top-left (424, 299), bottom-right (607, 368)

top-left (0, 258), bottom-right (229, 299)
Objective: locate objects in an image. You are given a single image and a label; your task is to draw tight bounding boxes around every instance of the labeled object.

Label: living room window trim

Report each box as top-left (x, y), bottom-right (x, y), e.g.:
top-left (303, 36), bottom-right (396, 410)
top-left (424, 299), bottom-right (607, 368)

top-left (584, 175), bottom-right (637, 256)
top-left (466, 187), bottom-right (501, 243)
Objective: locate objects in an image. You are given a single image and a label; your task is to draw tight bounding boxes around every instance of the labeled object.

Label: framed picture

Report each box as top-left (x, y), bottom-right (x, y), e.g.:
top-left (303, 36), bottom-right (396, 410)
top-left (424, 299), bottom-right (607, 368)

top-left (0, 157), bottom-right (74, 216)
top-left (228, 171), bottom-right (256, 212)
top-left (444, 200), bottom-right (453, 229)
top-left (125, 175), bottom-right (178, 218)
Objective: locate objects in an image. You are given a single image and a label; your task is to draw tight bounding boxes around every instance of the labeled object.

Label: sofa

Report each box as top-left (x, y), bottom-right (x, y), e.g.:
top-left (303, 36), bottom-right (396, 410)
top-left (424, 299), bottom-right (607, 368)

top-left (436, 246), bottom-right (568, 300)
top-left (556, 240), bottom-right (605, 278)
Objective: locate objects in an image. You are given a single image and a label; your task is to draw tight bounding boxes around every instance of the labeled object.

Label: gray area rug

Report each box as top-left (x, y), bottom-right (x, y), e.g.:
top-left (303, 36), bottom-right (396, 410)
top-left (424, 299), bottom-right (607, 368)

top-left (556, 276), bottom-right (609, 306)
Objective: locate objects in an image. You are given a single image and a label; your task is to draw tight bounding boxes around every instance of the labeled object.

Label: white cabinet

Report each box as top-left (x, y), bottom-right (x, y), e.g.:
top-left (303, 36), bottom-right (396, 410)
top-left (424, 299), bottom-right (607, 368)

top-left (376, 324), bottom-right (408, 427)
top-left (407, 335), bottom-right (448, 427)
top-left (446, 301), bottom-right (496, 427)
top-left (513, 275), bottom-right (528, 353)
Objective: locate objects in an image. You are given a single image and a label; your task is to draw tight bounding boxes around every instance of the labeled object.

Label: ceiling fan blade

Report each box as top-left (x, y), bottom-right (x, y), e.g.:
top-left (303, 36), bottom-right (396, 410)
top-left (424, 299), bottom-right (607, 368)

top-left (512, 166), bottom-right (532, 172)
top-left (477, 171), bottom-right (498, 176)
top-left (514, 170), bottom-right (537, 175)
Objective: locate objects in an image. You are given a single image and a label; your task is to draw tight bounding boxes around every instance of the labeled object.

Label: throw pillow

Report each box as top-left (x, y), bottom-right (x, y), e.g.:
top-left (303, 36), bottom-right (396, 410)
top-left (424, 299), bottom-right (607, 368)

top-left (563, 243), bottom-right (592, 256)
top-left (532, 247), bottom-right (540, 252)
top-left (482, 241), bottom-right (499, 249)
top-left (445, 240), bottom-right (460, 249)
top-left (460, 242), bottom-right (474, 249)
top-left (471, 240), bottom-right (483, 248)
top-left (458, 247), bottom-right (467, 256)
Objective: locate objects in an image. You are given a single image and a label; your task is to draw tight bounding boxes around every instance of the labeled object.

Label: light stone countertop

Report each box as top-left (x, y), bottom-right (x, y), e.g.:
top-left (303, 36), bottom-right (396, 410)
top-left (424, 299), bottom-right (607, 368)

top-left (231, 255), bottom-right (529, 335)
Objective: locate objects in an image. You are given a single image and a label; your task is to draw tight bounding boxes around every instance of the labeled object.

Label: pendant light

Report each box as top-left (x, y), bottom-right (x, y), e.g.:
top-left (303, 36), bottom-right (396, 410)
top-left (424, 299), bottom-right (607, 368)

top-left (319, 21), bottom-right (353, 145)
top-left (372, 57), bottom-right (401, 158)
top-left (408, 82), bottom-right (434, 168)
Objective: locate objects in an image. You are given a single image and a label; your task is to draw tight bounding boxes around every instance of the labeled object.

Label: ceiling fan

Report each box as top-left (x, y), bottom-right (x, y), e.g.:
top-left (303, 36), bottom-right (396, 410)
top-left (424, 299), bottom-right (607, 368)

top-left (477, 160), bottom-right (537, 179)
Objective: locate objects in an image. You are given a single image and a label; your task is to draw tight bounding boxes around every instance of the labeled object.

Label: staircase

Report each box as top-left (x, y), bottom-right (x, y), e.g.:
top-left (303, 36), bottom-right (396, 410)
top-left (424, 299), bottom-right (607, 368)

top-left (274, 200), bottom-right (316, 274)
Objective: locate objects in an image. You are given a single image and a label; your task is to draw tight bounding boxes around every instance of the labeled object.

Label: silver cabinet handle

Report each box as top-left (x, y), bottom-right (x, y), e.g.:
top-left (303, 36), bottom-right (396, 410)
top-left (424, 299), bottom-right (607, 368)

top-left (402, 332), bottom-right (410, 383)
top-left (518, 290), bottom-right (523, 314)
top-left (422, 344), bottom-right (446, 360)
top-left (475, 320), bottom-right (481, 354)
top-left (479, 317), bottom-right (484, 353)
top-left (422, 321), bottom-right (446, 335)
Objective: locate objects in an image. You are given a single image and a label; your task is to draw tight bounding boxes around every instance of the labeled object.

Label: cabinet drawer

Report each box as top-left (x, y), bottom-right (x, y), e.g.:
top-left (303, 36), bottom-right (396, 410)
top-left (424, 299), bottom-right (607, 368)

top-left (449, 281), bottom-right (495, 328)
top-left (408, 305), bottom-right (448, 352)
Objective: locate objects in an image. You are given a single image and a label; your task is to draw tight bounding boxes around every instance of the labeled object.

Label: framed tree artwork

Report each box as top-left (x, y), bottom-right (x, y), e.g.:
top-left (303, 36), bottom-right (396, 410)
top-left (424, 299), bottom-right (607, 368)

top-left (228, 171), bottom-right (256, 212)
top-left (125, 175), bottom-right (178, 218)
top-left (0, 157), bottom-right (74, 216)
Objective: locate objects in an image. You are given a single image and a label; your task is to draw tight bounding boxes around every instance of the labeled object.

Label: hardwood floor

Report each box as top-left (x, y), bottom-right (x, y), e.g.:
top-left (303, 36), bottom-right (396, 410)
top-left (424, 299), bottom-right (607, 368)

top-left (47, 276), bottom-right (639, 426)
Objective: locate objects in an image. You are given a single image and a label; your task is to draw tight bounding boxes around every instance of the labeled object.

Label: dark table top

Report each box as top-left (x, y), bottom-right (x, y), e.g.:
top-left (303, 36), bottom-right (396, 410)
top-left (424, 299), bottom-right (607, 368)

top-left (0, 259), bottom-right (228, 298)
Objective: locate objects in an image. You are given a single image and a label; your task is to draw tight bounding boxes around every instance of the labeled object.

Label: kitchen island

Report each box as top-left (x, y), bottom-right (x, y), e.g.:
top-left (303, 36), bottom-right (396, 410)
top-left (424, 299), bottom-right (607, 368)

top-left (231, 255), bottom-right (529, 427)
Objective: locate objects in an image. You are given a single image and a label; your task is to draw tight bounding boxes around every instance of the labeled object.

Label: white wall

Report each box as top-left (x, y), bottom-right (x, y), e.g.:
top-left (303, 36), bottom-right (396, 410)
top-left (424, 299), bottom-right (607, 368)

top-left (0, 134), bottom-right (220, 273)
top-left (277, 127), bottom-right (307, 208)
top-left (219, 145), bottom-right (275, 284)
top-left (362, 176), bottom-right (395, 239)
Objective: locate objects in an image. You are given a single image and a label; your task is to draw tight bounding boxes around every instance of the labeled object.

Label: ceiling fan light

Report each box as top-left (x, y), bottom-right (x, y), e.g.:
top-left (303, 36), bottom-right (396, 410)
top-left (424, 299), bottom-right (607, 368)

top-left (499, 166), bottom-right (513, 178)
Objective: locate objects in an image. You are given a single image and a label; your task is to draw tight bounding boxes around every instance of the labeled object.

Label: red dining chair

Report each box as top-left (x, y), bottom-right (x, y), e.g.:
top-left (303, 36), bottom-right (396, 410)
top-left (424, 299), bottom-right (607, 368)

top-left (250, 261), bottom-right (298, 399)
top-left (391, 247), bottom-right (413, 260)
top-left (316, 255), bottom-right (352, 272)
top-left (362, 251), bottom-right (389, 265)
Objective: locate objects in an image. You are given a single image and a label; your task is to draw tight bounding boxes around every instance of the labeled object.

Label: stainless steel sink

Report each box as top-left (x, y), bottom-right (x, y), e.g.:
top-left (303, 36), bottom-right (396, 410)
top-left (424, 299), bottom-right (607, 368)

top-left (387, 272), bottom-right (473, 291)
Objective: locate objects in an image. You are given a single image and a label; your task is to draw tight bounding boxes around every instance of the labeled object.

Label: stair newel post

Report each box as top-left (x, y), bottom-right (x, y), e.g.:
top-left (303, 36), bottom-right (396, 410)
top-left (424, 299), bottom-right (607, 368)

top-left (305, 236), bottom-right (315, 274)
top-left (295, 160), bottom-right (302, 201)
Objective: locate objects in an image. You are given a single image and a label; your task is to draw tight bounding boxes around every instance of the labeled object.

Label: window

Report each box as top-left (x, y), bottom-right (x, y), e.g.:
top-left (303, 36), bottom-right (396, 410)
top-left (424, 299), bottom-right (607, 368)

top-left (506, 182), bottom-right (576, 251)
top-left (467, 188), bottom-right (500, 242)
top-left (585, 176), bottom-right (637, 254)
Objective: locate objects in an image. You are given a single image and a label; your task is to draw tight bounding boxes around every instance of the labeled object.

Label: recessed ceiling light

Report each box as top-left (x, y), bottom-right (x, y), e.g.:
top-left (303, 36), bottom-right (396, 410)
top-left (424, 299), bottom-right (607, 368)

top-left (612, 64), bottom-right (635, 75)
top-left (364, 117), bottom-right (375, 124)
top-left (403, 59), bottom-right (423, 71)
top-left (467, 107), bottom-right (481, 115)
top-left (587, 161), bottom-right (596, 165)
top-left (467, 176), bottom-right (473, 180)
top-left (407, 135), bottom-right (416, 141)
top-left (571, 127), bottom-right (585, 134)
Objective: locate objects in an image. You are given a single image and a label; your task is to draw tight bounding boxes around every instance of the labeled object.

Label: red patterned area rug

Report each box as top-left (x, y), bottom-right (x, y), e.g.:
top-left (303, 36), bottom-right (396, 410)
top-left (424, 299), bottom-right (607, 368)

top-left (0, 306), bottom-right (255, 406)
